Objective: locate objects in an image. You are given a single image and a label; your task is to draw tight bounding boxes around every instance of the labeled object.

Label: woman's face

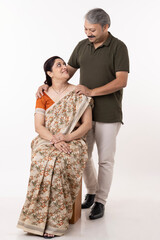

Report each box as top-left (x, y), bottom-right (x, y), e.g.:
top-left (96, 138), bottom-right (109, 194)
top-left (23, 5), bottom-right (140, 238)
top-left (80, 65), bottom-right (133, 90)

top-left (49, 58), bottom-right (69, 80)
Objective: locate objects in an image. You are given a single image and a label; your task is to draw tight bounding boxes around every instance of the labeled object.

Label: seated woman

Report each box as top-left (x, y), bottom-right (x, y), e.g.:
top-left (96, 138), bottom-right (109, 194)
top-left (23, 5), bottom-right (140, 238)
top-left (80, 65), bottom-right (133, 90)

top-left (17, 56), bottom-right (93, 238)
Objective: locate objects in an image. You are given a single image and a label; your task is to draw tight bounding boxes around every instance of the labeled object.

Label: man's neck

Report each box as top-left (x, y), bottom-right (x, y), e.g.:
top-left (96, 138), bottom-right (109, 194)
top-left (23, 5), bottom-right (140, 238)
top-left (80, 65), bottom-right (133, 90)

top-left (94, 32), bottom-right (109, 49)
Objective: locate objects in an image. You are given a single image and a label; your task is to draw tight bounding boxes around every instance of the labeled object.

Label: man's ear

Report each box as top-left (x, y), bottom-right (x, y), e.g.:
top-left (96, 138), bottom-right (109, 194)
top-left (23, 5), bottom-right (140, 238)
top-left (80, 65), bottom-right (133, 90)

top-left (103, 24), bottom-right (109, 32)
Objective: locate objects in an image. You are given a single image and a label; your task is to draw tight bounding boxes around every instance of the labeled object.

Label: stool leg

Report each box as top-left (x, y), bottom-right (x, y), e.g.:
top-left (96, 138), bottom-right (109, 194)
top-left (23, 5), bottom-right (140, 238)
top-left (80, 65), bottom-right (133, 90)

top-left (69, 179), bottom-right (82, 224)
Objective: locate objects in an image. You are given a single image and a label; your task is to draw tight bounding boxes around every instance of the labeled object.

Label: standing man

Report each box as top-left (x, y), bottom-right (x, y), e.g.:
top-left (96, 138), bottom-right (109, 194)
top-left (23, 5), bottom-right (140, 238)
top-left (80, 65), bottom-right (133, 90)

top-left (37, 8), bottom-right (129, 220)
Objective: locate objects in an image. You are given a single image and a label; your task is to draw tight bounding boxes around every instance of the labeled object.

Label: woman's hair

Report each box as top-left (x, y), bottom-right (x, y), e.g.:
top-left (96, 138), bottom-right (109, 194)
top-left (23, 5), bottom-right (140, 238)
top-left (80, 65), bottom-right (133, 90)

top-left (43, 56), bottom-right (63, 86)
top-left (85, 8), bottom-right (111, 28)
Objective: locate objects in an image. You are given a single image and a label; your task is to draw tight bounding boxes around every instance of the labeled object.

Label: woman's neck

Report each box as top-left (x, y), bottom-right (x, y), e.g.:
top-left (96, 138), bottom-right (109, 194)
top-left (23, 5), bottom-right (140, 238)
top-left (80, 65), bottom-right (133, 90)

top-left (51, 81), bottom-right (69, 92)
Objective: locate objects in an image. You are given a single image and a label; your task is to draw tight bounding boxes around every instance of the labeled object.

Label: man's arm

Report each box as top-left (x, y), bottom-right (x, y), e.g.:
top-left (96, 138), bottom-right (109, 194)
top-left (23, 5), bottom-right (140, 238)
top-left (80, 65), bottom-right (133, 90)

top-left (75, 71), bottom-right (128, 97)
top-left (67, 64), bottom-right (77, 79)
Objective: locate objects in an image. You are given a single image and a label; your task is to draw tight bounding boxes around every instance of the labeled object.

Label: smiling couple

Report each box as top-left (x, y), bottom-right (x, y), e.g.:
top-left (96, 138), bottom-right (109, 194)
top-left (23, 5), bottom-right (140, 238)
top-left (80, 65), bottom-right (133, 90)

top-left (17, 8), bottom-right (129, 238)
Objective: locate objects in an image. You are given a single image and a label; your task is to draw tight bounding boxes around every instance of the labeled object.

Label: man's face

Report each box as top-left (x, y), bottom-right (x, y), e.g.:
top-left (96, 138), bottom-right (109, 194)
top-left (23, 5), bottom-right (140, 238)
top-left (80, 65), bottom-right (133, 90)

top-left (84, 20), bottom-right (107, 44)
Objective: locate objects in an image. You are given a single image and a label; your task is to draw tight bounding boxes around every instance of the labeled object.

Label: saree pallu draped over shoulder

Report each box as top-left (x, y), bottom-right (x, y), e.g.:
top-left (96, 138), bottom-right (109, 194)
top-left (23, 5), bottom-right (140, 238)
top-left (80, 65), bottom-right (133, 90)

top-left (17, 90), bottom-right (93, 236)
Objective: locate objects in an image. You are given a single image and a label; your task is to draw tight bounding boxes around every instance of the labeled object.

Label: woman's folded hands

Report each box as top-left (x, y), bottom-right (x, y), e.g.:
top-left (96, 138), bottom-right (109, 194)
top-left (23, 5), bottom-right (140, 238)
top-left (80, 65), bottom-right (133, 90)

top-left (50, 133), bottom-right (71, 154)
top-left (54, 141), bottom-right (72, 154)
top-left (50, 133), bottom-right (71, 144)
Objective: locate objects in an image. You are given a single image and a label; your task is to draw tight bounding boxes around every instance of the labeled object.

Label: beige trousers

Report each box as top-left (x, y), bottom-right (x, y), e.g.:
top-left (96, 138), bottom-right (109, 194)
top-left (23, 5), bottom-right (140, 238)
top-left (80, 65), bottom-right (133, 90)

top-left (83, 122), bottom-right (121, 205)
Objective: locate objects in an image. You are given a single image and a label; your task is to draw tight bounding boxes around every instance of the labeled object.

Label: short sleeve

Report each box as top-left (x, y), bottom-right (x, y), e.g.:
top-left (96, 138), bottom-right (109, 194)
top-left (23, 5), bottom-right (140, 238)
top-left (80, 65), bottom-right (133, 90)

top-left (68, 43), bottom-right (80, 69)
top-left (114, 42), bottom-right (129, 73)
top-left (35, 96), bottom-right (46, 115)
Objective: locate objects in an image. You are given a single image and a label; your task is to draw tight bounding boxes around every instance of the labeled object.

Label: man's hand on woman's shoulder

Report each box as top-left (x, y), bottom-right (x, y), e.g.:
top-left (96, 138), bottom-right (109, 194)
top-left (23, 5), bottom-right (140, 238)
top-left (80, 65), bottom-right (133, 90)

top-left (75, 84), bottom-right (93, 97)
top-left (36, 84), bottom-right (49, 99)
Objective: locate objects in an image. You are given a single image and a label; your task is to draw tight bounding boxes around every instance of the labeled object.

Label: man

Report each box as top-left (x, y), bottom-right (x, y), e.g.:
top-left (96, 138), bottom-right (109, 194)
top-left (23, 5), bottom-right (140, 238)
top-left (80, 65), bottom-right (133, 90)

top-left (37, 8), bottom-right (129, 220)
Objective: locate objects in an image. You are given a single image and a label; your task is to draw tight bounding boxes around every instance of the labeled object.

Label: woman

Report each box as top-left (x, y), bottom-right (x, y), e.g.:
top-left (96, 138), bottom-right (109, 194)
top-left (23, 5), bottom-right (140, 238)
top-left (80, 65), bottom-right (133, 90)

top-left (17, 56), bottom-right (93, 238)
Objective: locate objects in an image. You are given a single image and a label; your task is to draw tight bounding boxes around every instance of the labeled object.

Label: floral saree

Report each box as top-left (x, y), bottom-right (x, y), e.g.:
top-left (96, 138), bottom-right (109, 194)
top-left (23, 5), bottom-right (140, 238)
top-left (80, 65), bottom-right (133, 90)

top-left (17, 90), bottom-right (92, 236)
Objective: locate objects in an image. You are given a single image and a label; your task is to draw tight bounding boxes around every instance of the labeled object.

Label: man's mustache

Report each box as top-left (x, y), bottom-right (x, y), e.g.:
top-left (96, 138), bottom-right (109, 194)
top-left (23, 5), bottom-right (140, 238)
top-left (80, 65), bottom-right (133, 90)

top-left (88, 36), bottom-right (95, 38)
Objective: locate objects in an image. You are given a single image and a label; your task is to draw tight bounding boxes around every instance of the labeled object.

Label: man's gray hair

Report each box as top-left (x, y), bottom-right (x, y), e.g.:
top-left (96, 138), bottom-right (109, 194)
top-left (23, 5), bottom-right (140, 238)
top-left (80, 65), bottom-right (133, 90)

top-left (85, 8), bottom-right (111, 28)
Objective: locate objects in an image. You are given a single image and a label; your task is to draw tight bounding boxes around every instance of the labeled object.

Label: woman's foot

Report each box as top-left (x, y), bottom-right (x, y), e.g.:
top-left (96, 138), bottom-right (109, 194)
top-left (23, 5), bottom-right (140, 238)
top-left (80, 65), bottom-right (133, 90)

top-left (43, 233), bottom-right (55, 238)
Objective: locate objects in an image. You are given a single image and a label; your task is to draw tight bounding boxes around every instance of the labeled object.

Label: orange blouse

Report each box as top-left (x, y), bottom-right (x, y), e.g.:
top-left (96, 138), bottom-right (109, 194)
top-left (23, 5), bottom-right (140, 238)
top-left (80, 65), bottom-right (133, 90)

top-left (35, 92), bottom-right (55, 114)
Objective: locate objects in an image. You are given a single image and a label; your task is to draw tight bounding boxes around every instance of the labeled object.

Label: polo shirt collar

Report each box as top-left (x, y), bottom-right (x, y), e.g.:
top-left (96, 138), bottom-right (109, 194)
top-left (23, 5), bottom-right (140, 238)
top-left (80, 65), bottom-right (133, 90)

top-left (87, 32), bottom-right (112, 47)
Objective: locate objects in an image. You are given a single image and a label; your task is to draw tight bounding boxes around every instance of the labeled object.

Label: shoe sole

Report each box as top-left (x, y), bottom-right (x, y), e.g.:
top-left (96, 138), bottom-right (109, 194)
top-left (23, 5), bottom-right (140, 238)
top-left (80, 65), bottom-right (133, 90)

top-left (89, 213), bottom-right (104, 220)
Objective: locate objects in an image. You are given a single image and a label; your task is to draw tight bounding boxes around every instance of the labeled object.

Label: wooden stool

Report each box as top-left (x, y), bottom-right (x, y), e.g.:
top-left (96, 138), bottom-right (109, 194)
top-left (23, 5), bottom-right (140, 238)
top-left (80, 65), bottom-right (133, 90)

top-left (69, 179), bottom-right (82, 224)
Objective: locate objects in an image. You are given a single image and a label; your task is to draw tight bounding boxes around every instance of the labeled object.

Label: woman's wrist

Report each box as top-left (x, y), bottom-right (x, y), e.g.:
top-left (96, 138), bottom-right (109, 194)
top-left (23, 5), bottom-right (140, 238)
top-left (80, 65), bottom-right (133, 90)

top-left (50, 135), bottom-right (55, 144)
top-left (49, 134), bottom-right (72, 143)
top-left (65, 134), bottom-right (71, 142)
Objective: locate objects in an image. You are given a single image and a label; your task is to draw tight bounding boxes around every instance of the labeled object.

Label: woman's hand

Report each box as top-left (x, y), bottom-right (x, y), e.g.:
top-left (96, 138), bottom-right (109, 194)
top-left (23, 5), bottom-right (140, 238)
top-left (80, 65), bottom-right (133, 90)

top-left (54, 141), bottom-right (71, 154)
top-left (50, 133), bottom-right (71, 144)
top-left (36, 84), bottom-right (49, 99)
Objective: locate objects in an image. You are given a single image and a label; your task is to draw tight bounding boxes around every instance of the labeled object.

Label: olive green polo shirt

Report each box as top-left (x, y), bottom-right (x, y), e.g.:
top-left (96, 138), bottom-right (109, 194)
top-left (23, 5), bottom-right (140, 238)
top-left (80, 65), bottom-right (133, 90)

top-left (68, 32), bottom-right (129, 123)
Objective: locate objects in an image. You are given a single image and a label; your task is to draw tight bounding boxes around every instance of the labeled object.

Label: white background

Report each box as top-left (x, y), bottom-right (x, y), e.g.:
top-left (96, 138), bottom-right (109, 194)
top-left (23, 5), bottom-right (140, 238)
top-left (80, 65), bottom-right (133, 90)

top-left (0, 0), bottom-right (160, 239)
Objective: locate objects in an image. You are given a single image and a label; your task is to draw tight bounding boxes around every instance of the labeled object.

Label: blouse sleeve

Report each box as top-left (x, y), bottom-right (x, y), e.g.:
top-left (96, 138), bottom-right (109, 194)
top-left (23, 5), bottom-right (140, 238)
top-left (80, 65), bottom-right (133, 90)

top-left (35, 96), bottom-right (46, 115)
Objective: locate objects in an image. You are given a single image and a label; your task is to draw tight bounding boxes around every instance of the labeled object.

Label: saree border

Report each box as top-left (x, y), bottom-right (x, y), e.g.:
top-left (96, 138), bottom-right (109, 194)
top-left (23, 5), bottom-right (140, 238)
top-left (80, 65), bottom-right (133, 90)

top-left (45, 89), bottom-right (76, 113)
